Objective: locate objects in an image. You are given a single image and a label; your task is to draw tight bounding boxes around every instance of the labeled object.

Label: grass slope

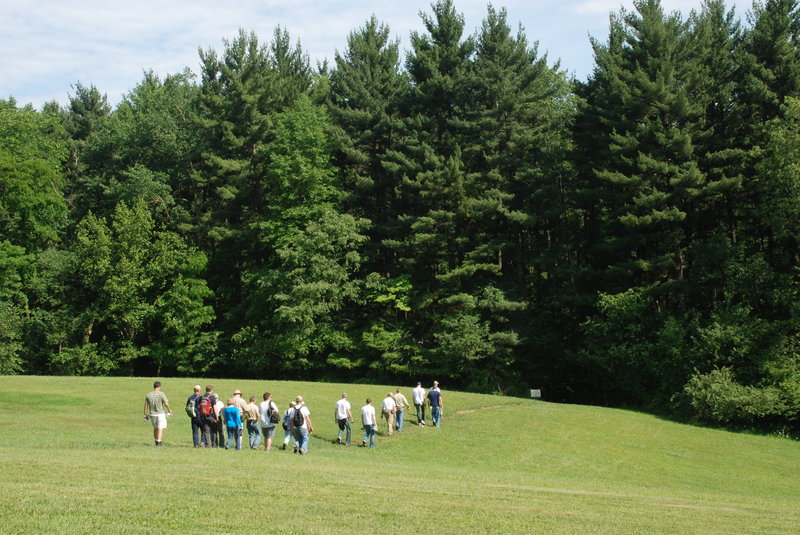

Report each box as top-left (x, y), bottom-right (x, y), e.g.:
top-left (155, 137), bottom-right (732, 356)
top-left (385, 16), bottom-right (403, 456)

top-left (0, 376), bottom-right (797, 534)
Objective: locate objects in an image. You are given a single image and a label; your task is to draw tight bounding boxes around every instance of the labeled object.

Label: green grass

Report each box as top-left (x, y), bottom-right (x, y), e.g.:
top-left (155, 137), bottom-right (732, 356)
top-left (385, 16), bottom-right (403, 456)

top-left (0, 376), bottom-right (797, 534)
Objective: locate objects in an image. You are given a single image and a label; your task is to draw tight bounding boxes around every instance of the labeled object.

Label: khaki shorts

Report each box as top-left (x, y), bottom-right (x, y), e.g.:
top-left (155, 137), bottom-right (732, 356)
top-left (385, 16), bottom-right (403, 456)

top-left (150, 413), bottom-right (167, 429)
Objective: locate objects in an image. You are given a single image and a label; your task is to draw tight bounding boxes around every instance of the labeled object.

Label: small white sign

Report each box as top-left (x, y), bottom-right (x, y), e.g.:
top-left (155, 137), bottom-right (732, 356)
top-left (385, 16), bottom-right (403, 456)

top-left (530, 389), bottom-right (541, 399)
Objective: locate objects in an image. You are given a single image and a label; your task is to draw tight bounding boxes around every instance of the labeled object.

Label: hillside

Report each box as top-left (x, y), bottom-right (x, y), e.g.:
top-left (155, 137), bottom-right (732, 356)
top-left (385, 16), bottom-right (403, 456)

top-left (0, 376), bottom-right (797, 534)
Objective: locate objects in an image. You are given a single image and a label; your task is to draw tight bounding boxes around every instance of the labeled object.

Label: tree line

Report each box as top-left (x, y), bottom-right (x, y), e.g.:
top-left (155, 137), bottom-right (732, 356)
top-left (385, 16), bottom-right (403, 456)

top-left (2, 0), bottom-right (799, 431)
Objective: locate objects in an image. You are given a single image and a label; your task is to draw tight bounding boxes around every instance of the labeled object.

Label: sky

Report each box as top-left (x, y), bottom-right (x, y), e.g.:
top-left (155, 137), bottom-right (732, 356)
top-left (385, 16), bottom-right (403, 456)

top-left (1, 0), bottom-right (742, 110)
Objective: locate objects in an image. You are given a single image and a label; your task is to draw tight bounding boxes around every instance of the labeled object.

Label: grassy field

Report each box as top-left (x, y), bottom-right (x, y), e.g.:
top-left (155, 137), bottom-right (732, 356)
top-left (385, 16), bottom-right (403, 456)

top-left (0, 375), bottom-right (797, 534)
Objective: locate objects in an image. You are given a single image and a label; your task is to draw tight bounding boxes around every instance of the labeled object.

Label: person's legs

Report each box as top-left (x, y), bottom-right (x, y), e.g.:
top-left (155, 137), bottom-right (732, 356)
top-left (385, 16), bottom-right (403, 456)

top-left (216, 421), bottom-right (225, 447)
top-left (201, 420), bottom-right (211, 447)
top-left (226, 427), bottom-right (235, 449)
top-left (337, 419), bottom-right (345, 442)
top-left (432, 406), bottom-right (441, 427)
top-left (235, 428), bottom-right (242, 450)
top-left (263, 426), bottom-right (275, 450)
top-left (386, 412), bottom-right (394, 436)
top-left (248, 422), bottom-right (261, 449)
top-left (192, 419), bottom-right (202, 447)
top-left (344, 419), bottom-right (351, 445)
top-left (293, 428), bottom-right (302, 452)
top-left (152, 414), bottom-right (166, 444)
top-left (396, 410), bottom-right (404, 432)
top-left (297, 427), bottom-right (308, 453)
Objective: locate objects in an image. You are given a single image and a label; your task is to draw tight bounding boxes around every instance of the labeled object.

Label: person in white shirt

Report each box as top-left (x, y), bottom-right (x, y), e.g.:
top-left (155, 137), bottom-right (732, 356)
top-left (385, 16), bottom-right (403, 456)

top-left (412, 382), bottom-right (427, 426)
top-left (334, 393), bottom-right (353, 445)
top-left (361, 398), bottom-right (377, 448)
top-left (214, 394), bottom-right (225, 447)
top-left (258, 392), bottom-right (280, 451)
top-left (289, 396), bottom-right (313, 454)
top-left (381, 392), bottom-right (397, 436)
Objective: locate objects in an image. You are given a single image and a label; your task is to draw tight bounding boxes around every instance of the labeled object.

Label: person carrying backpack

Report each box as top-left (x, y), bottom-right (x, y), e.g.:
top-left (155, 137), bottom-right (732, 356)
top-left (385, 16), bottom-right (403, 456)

top-left (258, 392), bottom-right (280, 451)
top-left (289, 396), bottom-right (313, 454)
top-left (197, 385), bottom-right (218, 448)
top-left (280, 401), bottom-right (296, 451)
top-left (185, 385), bottom-right (203, 447)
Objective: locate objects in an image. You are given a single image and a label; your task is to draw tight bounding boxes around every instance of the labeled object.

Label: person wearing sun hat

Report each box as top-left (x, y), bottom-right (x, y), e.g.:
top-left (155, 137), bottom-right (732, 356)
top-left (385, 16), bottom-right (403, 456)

top-left (232, 389), bottom-right (248, 441)
top-left (334, 392), bottom-right (352, 445)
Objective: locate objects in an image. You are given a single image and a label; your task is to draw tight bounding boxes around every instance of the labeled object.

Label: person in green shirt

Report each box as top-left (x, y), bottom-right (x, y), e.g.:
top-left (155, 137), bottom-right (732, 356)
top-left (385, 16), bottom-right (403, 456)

top-left (144, 381), bottom-right (172, 446)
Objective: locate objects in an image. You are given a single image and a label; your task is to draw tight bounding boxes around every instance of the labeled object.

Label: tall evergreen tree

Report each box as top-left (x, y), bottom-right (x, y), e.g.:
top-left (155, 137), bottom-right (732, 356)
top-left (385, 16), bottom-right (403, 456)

top-left (576, 0), bottom-right (709, 403)
top-left (467, 6), bottom-right (575, 390)
top-left (192, 28), bottom-right (312, 341)
top-left (329, 16), bottom-right (408, 272)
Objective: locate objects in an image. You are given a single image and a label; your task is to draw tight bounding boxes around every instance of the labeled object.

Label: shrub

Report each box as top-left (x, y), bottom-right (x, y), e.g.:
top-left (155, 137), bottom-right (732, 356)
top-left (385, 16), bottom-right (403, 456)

top-left (682, 368), bottom-right (785, 426)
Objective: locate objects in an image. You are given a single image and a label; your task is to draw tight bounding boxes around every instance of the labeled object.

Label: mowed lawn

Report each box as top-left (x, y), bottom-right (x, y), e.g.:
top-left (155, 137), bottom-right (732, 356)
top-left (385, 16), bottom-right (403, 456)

top-left (0, 376), bottom-right (797, 534)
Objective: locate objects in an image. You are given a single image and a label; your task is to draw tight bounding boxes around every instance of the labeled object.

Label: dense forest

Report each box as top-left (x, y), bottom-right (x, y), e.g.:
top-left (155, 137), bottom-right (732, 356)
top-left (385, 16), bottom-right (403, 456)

top-left (2, 0), bottom-right (799, 430)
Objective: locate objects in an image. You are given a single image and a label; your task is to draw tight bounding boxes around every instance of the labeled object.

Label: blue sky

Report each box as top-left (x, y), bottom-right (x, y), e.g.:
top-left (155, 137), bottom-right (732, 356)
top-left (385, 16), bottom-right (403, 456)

top-left (2, 0), bottom-right (741, 109)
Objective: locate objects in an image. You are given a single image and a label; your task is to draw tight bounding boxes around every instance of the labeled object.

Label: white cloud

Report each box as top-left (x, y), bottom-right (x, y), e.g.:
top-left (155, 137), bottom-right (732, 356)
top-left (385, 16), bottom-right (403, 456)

top-left (0, 0), bottom-right (742, 109)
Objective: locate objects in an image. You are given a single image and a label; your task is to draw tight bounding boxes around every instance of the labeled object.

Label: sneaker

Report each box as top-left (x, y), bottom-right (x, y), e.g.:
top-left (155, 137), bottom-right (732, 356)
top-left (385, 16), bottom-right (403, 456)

top-left (337, 436), bottom-right (342, 444)
top-left (362, 440), bottom-right (367, 447)
top-left (280, 443), bottom-right (286, 450)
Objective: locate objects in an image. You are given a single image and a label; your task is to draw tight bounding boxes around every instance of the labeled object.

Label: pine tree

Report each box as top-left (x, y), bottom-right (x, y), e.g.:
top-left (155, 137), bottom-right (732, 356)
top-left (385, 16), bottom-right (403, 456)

top-left (328, 16), bottom-right (408, 274)
top-left (192, 29), bottom-right (312, 339)
top-left (575, 0), bottom-right (709, 403)
top-left (580, 0), bottom-right (705, 298)
top-left (467, 6), bottom-right (575, 390)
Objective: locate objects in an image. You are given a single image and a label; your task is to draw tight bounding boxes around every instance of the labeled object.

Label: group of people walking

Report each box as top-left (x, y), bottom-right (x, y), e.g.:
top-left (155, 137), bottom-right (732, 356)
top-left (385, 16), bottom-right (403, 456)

top-left (142, 380), bottom-right (445, 451)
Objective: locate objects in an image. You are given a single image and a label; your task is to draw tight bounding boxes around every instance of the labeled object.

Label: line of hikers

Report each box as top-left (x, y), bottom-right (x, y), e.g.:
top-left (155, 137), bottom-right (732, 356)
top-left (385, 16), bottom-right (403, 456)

top-left (143, 380), bottom-right (444, 451)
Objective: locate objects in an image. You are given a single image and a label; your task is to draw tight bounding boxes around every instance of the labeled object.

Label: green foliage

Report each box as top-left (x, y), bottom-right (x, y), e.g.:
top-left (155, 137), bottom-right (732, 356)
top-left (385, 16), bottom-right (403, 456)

top-left (2, 1), bottom-right (800, 433)
top-left (682, 367), bottom-right (786, 425)
top-left (0, 300), bottom-right (24, 373)
top-left (68, 200), bottom-right (216, 375)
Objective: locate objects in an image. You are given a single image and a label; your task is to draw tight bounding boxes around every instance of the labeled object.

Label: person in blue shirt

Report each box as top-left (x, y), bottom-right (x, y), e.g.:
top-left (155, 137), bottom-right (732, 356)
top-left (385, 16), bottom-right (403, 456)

top-left (427, 384), bottom-right (443, 427)
top-left (223, 398), bottom-right (243, 450)
top-left (186, 385), bottom-right (203, 448)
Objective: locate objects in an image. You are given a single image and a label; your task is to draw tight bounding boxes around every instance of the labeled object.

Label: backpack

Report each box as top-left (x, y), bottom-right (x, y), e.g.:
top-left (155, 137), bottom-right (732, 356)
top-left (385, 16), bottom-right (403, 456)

top-left (293, 406), bottom-right (305, 427)
top-left (269, 402), bottom-right (280, 424)
top-left (197, 394), bottom-right (216, 422)
top-left (282, 410), bottom-right (291, 431)
top-left (185, 395), bottom-right (197, 418)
